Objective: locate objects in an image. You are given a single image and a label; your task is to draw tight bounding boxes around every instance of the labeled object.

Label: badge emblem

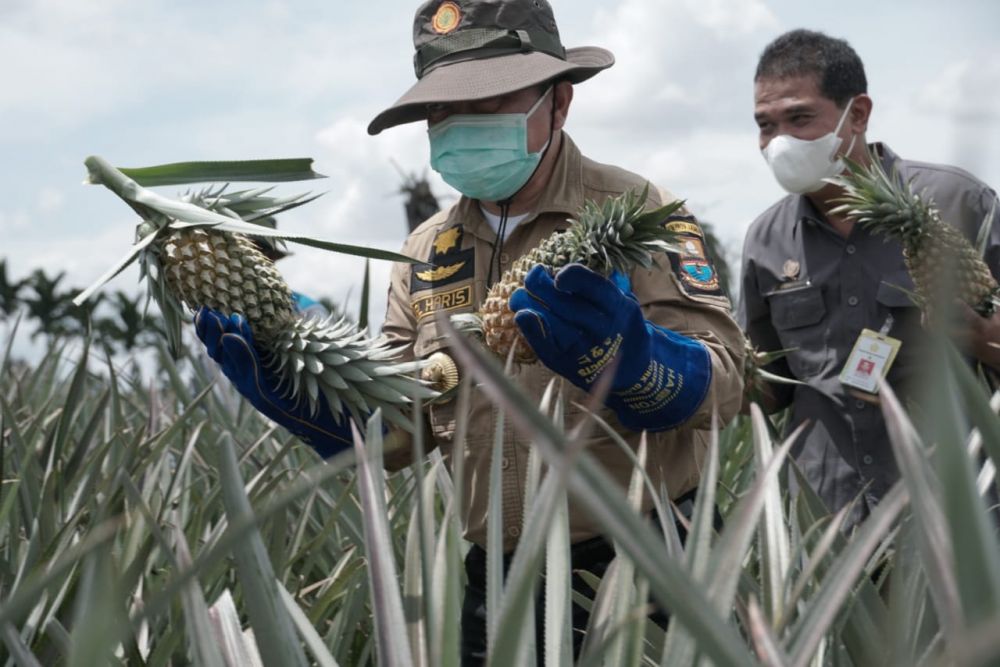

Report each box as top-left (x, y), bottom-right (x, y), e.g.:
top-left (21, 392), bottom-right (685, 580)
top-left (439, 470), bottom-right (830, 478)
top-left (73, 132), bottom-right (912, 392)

top-left (416, 261), bottom-right (467, 283)
top-left (680, 260), bottom-right (720, 290)
top-left (432, 226), bottom-right (462, 255)
top-left (664, 215), bottom-right (725, 297)
top-left (783, 259), bottom-right (801, 280)
top-left (411, 226), bottom-right (475, 293)
top-left (432, 1), bottom-right (461, 34)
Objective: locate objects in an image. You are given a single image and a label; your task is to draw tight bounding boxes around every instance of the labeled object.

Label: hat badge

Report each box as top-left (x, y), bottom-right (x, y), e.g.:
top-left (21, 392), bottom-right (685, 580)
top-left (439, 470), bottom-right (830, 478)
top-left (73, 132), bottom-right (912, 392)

top-left (432, 1), bottom-right (461, 34)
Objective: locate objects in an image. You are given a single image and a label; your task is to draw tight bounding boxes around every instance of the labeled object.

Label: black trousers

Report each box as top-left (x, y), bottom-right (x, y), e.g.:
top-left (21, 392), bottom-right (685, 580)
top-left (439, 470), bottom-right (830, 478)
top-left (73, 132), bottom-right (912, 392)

top-left (460, 490), bottom-right (701, 666)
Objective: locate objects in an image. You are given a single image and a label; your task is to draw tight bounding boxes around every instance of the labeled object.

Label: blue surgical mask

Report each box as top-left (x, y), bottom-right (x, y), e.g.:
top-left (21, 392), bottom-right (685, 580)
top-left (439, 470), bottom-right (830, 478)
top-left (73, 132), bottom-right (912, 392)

top-left (428, 87), bottom-right (552, 202)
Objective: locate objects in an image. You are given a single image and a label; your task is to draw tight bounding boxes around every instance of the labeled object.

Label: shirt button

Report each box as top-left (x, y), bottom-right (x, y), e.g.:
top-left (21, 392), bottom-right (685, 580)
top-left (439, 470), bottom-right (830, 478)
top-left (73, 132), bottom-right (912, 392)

top-left (499, 252), bottom-right (510, 264)
top-left (501, 457), bottom-right (510, 470)
top-left (862, 455), bottom-right (874, 465)
top-left (846, 244), bottom-right (857, 255)
top-left (508, 526), bottom-right (521, 538)
top-left (848, 296), bottom-right (859, 306)
top-left (855, 400), bottom-right (866, 410)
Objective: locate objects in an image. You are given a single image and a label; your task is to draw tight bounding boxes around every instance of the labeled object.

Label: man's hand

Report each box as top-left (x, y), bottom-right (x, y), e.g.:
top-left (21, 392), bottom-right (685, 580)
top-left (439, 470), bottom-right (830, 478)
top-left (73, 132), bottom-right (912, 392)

top-left (194, 307), bottom-right (357, 458)
top-left (509, 264), bottom-right (712, 431)
top-left (953, 302), bottom-right (1000, 370)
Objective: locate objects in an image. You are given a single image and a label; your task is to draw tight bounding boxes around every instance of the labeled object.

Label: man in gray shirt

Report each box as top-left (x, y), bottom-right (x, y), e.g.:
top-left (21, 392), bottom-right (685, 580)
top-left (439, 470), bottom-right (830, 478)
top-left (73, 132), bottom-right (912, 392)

top-left (740, 29), bottom-right (1000, 524)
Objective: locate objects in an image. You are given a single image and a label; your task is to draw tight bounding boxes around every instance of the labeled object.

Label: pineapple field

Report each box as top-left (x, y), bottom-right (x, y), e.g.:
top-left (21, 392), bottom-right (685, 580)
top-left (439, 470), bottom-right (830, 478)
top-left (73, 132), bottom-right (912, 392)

top-left (2, 306), bottom-right (1000, 666)
top-left (1, 158), bottom-right (1000, 666)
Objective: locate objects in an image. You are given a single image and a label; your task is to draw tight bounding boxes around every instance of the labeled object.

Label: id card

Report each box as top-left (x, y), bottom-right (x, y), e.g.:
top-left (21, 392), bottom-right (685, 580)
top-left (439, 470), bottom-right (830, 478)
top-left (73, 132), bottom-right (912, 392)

top-left (839, 329), bottom-right (902, 394)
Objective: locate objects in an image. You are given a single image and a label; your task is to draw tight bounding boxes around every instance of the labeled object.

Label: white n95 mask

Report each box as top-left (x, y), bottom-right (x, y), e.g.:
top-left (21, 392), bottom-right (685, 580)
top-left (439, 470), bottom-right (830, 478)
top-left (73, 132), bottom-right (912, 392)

top-left (762, 98), bottom-right (857, 194)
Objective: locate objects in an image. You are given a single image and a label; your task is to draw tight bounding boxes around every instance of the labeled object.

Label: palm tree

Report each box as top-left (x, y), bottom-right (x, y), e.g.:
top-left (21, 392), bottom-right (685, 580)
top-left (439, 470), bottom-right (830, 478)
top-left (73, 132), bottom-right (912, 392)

top-left (397, 168), bottom-right (441, 233)
top-left (698, 221), bottom-right (735, 298)
top-left (0, 259), bottom-right (28, 320)
top-left (95, 291), bottom-right (159, 352)
top-left (23, 269), bottom-right (99, 340)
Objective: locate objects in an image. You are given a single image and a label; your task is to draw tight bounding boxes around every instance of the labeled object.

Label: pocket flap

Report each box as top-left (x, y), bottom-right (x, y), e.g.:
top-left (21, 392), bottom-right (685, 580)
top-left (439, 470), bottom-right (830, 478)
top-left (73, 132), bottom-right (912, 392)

top-left (414, 321), bottom-right (449, 358)
top-left (768, 285), bottom-right (826, 330)
top-left (876, 274), bottom-right (918, 308)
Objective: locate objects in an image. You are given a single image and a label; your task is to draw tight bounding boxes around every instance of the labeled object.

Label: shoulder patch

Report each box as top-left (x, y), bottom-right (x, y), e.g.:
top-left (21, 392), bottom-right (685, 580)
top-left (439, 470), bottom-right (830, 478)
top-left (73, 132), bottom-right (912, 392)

top-left (664, 215), bottom-right (726, 298)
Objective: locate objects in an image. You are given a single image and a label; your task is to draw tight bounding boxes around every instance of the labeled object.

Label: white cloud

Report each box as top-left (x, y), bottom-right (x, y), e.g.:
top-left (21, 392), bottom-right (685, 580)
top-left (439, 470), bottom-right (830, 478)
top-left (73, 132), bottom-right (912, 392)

top-left (573, 0), bottom-right (777, 133)
top-left (37, 188), bottom-right (65, 214)
top-left (682, 0), bottom-right (778, 37)
top-left (0, 209), bottom-right (30, 232)
top-left (3, 0), bottom-right (1000, 362)
top-left (914, 54), bottom-right (1000, 122)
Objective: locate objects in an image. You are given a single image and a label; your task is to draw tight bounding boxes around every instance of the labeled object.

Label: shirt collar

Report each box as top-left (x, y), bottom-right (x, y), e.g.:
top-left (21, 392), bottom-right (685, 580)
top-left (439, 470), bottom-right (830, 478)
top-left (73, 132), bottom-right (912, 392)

top-left (794, 141), bottom-right (901, 227)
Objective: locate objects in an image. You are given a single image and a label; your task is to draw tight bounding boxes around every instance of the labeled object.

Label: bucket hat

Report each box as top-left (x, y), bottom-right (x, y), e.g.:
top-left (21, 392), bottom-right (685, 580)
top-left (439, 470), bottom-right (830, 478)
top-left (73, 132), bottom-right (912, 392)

top-left (367, 0), bottom-right (614, 135)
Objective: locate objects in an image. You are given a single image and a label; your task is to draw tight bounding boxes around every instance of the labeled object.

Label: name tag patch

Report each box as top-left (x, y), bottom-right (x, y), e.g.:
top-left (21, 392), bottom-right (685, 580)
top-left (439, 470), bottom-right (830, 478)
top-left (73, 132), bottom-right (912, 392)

top-left (412, 285), bottom-right (473, 321)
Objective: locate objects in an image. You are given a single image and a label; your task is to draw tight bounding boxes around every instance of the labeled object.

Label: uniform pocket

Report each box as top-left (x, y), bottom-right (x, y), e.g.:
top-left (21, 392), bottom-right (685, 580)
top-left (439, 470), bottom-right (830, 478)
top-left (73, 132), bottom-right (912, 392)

top-left (876, 274), bottom-right (917, 309)
top-left (875, 271), bottom-right (920, 352)
top-left (767, 284), bottom-right (827, 377)
top-left (428, 400), bottom-right (457, 442)
top-left (769, 284), bottom-right (826, 328)
top-left (413, 320), bottom-right (449, 358)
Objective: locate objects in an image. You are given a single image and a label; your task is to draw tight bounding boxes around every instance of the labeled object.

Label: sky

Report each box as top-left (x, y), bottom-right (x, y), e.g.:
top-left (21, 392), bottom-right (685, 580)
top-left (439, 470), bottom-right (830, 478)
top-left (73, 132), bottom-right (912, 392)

top-left (2, 0), bottom-right (999, 363)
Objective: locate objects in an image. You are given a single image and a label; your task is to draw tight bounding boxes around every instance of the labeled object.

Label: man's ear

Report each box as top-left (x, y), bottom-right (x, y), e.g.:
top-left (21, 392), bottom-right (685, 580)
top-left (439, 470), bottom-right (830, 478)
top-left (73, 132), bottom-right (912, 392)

top-left (850, 94), bottom-right (873, 134)
top-left (553, 80), bottom-right (574, 132)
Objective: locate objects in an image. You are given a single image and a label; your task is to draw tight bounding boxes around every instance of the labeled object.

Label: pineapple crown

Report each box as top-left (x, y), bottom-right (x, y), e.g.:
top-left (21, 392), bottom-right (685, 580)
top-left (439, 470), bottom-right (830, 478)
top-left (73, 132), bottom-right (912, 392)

top-left (551, 184), bottom-right (686, 276)
top-left (829, 153), bottom-right (939, 243)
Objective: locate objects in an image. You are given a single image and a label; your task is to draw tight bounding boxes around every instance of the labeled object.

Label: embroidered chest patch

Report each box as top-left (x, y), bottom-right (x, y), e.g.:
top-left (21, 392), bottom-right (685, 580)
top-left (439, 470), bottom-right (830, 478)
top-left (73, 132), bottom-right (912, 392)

top-left (410, 225), bottom-right (476, 319)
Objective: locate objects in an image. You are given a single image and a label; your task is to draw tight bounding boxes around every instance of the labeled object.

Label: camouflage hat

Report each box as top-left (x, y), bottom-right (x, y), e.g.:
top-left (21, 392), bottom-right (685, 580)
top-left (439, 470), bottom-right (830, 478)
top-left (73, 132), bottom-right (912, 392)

top-left (367, 0), bottom-right (614, 135)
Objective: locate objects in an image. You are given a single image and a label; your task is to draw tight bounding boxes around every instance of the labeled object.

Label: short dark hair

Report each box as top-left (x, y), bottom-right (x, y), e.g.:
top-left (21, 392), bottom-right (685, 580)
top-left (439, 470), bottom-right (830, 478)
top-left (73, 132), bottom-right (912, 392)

top-left (755, 29), bottom-right (867, 107)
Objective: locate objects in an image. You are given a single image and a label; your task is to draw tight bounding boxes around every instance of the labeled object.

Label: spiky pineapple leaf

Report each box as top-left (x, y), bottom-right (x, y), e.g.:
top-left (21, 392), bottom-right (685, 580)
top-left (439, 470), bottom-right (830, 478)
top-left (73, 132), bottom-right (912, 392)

top-left (83, 155), bottom-right (421, 264)
top-left (72, 229), bottom-right (159, 306)
top-left (976, 198), bottom-right (997, 259)
top-left (87, 158), bottom-right (326, 187)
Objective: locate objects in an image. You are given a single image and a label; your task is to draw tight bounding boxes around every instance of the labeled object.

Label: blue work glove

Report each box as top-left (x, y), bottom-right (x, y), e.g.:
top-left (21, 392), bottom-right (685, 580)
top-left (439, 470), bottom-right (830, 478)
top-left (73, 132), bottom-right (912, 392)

top-left (509, 264), bottom-right (712, 432)
top-left (194, 307), bottom-right (354, 458)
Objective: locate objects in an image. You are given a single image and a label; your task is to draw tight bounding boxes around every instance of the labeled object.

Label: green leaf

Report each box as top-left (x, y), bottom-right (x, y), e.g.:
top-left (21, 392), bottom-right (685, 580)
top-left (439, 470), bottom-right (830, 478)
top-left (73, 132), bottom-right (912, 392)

top-left (277, 582), bottom-right (342, 667)
top-left (352, 413), bottom-right (415, 667)
top-left (172, 524), bottom-right (226, 667)
top-left (753, 404), bottom-right (792, 625)
top-left (878, 377), bottom-right (965, 642)
top-left (1, 623), bottom-right (44, 667)
top-left (217, 434), bottom-right (309, 667)
top-left (88, 157), bottom-right (326, 187)
top-left (486, 405), bottom-right (506, 656)
top-left (932, 348), bottom-right (1000, 627)
top-left (72, 229), bottom-right (158, 306)
top-left (787, 484), bottom-right (907, 667)
top-left (359, 260), bottom-right (371, 332)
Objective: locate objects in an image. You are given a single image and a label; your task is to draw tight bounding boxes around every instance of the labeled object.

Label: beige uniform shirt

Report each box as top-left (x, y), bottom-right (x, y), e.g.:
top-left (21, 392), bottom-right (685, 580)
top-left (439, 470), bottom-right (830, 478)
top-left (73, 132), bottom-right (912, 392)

top-left (382, 135), bottom-right (745, 550)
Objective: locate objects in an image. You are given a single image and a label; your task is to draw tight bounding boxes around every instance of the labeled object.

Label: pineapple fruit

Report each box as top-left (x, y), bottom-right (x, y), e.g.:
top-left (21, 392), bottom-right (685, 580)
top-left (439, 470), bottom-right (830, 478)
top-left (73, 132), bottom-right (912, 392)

top-left (832, 155), bottom-right (1000, 317)
top-left (466, 186), bottom-right (685, 363)
top-left (76, 156), bottom-right (434, 429)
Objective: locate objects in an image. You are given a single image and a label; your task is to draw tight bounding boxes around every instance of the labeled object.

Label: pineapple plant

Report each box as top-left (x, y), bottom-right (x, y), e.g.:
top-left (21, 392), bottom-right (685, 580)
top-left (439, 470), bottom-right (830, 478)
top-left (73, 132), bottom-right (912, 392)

top-left (742, 339), bottom-right (805, 404)
top-left (457, 185), bottom-right (686, 364)
top-left (75, 155), bottom-right (435, 429)
top-left (832, 154), bottom-right (1000, 317)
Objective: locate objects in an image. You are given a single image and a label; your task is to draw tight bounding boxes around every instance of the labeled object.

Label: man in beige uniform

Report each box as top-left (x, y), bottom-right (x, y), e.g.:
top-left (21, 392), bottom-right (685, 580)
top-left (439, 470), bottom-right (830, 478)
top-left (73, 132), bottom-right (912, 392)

top-left (367, 0), bottom-right (745, 661)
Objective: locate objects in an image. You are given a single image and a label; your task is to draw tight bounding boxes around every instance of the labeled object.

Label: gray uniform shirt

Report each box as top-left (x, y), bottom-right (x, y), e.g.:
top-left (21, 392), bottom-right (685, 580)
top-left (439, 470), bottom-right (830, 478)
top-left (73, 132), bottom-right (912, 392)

top-left (739, 143), bottom-right (1000, 522)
